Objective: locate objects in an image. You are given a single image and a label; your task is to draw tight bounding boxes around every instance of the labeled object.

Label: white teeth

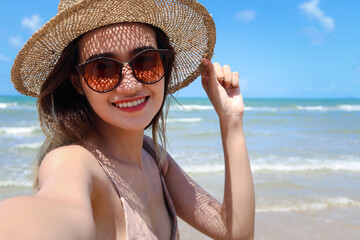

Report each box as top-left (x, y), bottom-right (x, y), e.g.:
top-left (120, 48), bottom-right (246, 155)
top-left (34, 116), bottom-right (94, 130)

top-left (115, 98), bottom-right (146, 108)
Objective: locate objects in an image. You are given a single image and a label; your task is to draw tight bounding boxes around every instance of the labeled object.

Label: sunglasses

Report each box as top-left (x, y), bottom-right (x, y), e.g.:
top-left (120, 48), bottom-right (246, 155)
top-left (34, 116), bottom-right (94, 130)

top-left (76, 49), bottom-right (174, 93)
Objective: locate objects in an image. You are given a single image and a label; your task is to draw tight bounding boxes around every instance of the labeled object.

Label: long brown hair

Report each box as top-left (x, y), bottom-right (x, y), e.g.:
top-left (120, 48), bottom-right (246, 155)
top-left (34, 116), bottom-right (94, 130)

top-left (33, 25), bottom-right (175, 189)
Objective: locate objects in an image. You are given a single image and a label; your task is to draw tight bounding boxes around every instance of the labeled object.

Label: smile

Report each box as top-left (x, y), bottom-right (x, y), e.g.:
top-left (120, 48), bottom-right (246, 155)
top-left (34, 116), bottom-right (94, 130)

top-left (114, 98), bottom-right (146, 108)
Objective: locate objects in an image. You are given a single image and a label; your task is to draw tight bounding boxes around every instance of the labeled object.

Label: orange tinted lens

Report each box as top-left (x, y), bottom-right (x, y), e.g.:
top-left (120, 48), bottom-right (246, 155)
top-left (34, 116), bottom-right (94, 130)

top-left (133, 51), bottom-right (165, 83)
top-left (84, 60), bottom-right (121, 92)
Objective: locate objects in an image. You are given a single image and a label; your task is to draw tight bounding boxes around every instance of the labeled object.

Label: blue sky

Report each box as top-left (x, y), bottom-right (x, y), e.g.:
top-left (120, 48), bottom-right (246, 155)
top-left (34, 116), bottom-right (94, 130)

top-left (1, 0), bottom-right (359, 98)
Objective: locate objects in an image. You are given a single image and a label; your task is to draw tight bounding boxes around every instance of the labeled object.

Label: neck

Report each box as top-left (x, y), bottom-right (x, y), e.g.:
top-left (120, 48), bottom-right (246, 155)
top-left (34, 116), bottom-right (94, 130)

top-left (88, 117), bottom-right (146, 169)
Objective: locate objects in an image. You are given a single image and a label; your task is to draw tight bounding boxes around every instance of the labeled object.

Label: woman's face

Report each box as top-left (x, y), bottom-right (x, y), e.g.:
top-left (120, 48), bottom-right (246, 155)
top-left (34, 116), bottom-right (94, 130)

top-left (77, 23), bottom-right (165, 131)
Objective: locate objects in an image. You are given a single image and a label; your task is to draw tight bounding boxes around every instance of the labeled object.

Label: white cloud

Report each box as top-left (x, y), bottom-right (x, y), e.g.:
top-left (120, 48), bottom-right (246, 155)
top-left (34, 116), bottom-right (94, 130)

top-left (301, 26), bottom-right (324, 45)
top-left (22, 14), bottom-right (42, 32)
top-left (9, 36), bottom-right (24, 48)
top-left (299, 0), bottom-right (335, 45)
top-left (299, 0), bottom-right (335, 32)
top-left (0, 54), bottom-right (10, 62)
top-left (236, 10), bottom-right (256, 23)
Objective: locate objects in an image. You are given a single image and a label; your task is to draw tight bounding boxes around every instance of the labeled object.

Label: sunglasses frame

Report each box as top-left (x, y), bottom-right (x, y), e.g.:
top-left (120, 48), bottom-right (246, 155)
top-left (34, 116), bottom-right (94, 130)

top-left (76, 49), bottom-right (174, 93)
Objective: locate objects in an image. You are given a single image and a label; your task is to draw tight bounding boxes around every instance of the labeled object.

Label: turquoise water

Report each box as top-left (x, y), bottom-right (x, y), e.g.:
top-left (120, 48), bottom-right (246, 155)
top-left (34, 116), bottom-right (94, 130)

top-left (1, 96), bottom-right (360, 214)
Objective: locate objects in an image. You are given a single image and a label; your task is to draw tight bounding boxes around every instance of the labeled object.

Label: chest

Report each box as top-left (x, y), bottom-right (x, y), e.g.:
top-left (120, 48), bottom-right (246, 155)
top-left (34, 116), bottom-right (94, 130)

top-left (92, 156), bottom-right (172, 240)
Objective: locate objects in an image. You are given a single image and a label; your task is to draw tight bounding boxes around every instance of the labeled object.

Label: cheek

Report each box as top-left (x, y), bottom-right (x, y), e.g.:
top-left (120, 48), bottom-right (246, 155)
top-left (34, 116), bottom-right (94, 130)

top-left (81, 81), bottom-right (107, 111)
top-left (86, 94), bottom-right (105, 114)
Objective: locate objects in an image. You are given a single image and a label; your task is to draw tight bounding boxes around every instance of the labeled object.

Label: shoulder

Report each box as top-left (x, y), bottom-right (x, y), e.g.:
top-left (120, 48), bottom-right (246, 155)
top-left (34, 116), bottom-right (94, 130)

top-left (37, 144), bottom-right (107, 204)
top-left (0, 145), bottom-right (100, 239)
top-left (38, 145), bottom-right (97, 186)
top-left (40, 144), bottom-right (96, 169)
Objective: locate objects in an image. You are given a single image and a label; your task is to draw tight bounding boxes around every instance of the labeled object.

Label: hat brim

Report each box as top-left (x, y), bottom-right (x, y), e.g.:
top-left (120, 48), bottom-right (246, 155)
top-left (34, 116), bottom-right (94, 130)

top-left (11, 0), bottom-right (216, 97)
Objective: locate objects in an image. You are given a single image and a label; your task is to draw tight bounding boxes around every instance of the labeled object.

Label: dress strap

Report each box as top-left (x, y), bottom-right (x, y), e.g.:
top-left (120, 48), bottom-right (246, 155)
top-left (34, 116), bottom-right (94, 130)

top-left (142, 138), bottom-right (179, 240)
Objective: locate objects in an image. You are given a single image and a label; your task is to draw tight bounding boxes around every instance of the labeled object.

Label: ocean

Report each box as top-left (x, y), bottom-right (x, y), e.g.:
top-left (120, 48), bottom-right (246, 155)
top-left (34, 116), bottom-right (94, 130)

top-left (1, 95), bottom-right (360, 239)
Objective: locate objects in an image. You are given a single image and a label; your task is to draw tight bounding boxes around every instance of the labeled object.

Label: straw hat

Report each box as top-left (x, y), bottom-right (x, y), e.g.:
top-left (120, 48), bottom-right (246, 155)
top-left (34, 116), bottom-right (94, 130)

top-left (11, 0), bottom-right (216, 97)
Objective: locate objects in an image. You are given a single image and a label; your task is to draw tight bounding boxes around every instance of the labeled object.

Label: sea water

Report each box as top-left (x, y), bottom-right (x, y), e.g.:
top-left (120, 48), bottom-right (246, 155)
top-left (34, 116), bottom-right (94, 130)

top-left (167, 97), bottom-right (360, 209)
top-left (1, 95), bottom-right (360, 239)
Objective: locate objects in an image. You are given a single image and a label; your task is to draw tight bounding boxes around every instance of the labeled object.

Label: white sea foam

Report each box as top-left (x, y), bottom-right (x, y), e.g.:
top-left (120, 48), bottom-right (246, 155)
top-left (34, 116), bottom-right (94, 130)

top-left (180, 156), bottom-right (360, 174)
top-left (167, 118), bottom-right (202, 123)
top-left (0, 102), bottom-right (18, 109)
top-left (256, 197), bottom-right (360, 212)
top-left (15, 142), bottom-right (43, 149)
top-left (297, 106), bottom-right (327, 111)
top-left (245, 106), bottom-right (279, 112)
top-left (251, 155), bottom-right (360, 173)
top-left (296, 105), bottom-right (360, 112)
top-left (337, 105), bottom-right (360, 112)
top-left (171, 103), bottom-right (360, 113)
top-left (0, 126), bottom-right (39, 135)
top-left (0, 180), bottom-right (32, 187)
top-left (191, 162), bottom-right (360, 173)
top-left (249, 104), bottom-right (360, 112)
top-left (171, 105), bottom-right (214, 111)
top-left (0, 102), bottom-right (36, 110)
top-left (182, 164), bottom-right (224, 174)
top-left (251, 159), bottom-right (360, 172)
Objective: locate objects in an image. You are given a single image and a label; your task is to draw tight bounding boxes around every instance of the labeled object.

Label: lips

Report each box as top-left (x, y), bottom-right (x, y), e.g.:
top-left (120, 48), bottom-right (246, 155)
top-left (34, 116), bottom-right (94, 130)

top-left (112, 96), bottom-right (148, 112)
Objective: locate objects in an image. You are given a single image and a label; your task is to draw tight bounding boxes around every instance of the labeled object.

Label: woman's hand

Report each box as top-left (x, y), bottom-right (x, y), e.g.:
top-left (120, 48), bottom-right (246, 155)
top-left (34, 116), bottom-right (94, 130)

top-left (201, 58), bottom-right (244, 121)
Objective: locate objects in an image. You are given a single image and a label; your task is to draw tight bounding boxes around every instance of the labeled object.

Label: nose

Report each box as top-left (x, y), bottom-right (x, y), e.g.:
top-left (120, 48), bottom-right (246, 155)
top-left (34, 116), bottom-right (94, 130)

top-left (116, 63), bottom-right (142, 92)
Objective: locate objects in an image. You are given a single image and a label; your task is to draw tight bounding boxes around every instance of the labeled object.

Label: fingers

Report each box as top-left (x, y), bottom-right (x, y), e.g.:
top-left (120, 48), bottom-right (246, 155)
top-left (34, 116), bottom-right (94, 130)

top-left (201, 58), bottom-right (240, 91)
top-left (232, 71), bottom-right (239, 88)
top-left (213, 62), bottom-right (239, 89)
top-left (201, 58), bottom-right (216, 88)
top-left (222, 65), bottom-right (232, 88)
top-left (212, 63), bottom-right (222, 86)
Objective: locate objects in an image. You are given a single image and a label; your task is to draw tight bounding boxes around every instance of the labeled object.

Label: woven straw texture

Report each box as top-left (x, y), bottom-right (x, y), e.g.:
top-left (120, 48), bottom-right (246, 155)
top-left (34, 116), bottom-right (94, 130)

top-left (11, 0), bottom-right (216, 97)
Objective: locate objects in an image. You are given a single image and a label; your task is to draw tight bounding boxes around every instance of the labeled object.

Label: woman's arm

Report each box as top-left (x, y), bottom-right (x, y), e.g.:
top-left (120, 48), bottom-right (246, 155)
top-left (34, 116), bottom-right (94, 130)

top-left (163, 59), bottom-right (254, 240)
top-left (0, 146), bottom-right (96, 240)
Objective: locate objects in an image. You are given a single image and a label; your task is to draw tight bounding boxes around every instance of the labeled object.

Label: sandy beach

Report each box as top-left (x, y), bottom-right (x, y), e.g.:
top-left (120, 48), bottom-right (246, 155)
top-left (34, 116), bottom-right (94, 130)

top-left (179, 208), bottom-right (360, 240)
top-left (177, 173), bottom-right (360, 240)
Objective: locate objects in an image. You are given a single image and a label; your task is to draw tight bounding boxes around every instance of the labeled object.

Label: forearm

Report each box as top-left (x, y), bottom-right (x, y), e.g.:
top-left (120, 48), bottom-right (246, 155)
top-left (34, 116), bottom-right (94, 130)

top-left (220, 116), bottom-right (255, 240)
top-left (0, 196), bottom-right (95, 240)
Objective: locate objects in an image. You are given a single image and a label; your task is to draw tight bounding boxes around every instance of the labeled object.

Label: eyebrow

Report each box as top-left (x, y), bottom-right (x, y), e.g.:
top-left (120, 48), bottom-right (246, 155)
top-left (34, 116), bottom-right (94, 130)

top-left (85, 46), bottom-right (156, 63)
top-left (85, 52), bottom-right (115, 62)
top-left (130, 46), bottom-right (156, 55)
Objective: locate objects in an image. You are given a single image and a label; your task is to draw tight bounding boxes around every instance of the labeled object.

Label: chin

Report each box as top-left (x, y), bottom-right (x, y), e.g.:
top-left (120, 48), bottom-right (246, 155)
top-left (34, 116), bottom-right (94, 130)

top-left (114, 118), bottom-right (153, 132)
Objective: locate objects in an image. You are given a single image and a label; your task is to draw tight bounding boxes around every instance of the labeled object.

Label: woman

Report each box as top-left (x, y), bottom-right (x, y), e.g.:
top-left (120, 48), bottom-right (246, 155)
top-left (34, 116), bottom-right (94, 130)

top-left (1, 0), bottom-right (254, 239)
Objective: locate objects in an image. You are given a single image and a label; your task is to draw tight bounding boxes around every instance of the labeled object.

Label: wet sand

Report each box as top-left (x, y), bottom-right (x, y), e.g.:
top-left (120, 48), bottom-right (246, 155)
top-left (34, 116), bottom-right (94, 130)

top-left (177, 173), bottom-right (360, 240)
top-left (254, 207), bottom-right (360, 240)
top-left (178, 207), bottom-right (360, 240)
